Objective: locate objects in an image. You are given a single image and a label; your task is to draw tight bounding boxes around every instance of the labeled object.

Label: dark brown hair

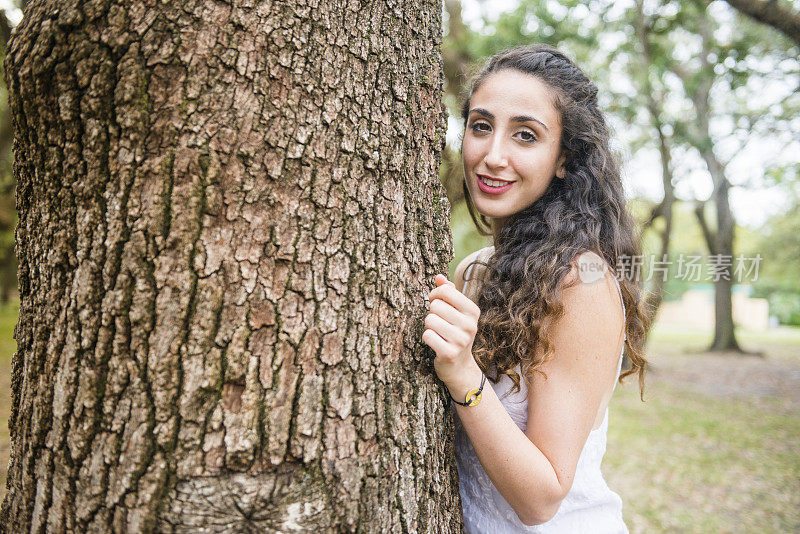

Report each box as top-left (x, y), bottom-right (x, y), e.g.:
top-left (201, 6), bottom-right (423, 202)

top-left (460, 44), bottom-right (650, 400)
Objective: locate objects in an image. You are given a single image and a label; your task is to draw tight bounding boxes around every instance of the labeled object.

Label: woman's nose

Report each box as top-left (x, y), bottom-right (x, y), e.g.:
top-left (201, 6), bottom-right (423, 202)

top-left (484, 135), bottom-right (508, 169)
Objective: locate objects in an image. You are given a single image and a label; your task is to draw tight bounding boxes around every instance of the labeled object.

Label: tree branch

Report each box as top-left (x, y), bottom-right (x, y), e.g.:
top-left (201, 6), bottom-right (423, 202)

top-left (720, 0), bottom-right (800, 46)
top-left (694, 201), bottom-right (717, 256)
top-left (639, 199), bottom-right (665, 234)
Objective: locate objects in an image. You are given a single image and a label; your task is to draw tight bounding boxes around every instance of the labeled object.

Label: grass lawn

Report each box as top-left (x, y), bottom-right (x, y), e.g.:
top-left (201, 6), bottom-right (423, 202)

top-left (606, 325), bottom-right (800, 533)
top-left (0, 302), bottom-right (798, 532)
top-left (607, 376), bottom-right (800, 533)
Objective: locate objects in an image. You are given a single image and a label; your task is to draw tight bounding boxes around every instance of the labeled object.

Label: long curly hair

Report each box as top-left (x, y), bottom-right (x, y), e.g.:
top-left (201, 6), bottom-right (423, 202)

top-left (460, 44), bottom-right (650, 401)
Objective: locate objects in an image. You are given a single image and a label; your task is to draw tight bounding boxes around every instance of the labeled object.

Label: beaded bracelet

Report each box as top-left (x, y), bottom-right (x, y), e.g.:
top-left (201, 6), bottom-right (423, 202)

top-left (448, 373), bottom-right (486, 407)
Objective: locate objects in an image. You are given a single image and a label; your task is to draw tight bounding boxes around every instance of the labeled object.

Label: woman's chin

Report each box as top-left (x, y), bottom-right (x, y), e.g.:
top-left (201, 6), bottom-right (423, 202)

top-left (473, 206), bottom-right (511, 220)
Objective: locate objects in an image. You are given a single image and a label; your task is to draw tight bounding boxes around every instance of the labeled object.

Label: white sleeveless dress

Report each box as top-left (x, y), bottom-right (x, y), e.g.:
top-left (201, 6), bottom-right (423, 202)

top-left (453, 259), bottom-right (629, 533)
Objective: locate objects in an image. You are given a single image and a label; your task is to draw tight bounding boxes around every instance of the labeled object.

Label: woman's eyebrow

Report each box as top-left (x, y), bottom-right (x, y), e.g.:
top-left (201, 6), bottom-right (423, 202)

top-left (511, 114), bottom-right (549, 131)
top-left (469, 107), bottom-right (495, 120)
top-left (469, 107), bottom-right (549, 131)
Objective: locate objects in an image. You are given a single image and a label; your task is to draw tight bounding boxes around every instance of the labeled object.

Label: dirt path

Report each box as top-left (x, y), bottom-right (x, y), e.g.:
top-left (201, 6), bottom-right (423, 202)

top-left (645, 350), bottom-right (800, 413)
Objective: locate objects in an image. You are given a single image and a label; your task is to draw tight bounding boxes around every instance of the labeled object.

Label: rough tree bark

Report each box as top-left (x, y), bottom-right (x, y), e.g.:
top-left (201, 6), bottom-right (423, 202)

top-left (2, 0), bottom-right (460, 532)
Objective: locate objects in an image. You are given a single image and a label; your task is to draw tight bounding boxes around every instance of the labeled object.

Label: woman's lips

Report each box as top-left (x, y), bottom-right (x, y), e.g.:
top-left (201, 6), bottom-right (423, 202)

top-left (476, 174), bottom-right (514, 194)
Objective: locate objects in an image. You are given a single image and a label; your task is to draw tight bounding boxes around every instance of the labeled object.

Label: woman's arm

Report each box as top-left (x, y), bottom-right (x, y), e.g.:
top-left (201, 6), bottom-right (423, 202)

top-left (425, 257), bottom-right (625, 526)
top-left (447, 363), bottom-right (564, 526)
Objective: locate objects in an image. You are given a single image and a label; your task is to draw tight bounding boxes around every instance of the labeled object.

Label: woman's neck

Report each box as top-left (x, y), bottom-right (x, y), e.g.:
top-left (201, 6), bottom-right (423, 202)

top-left (491, 217), bottom-right (508, 247)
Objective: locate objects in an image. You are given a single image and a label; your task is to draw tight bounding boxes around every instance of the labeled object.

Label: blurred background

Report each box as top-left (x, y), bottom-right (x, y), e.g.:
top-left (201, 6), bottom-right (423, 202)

top-left (0, 0), bottom-right (798, 531)
top-left (442, 1), bottom-right (799, 532)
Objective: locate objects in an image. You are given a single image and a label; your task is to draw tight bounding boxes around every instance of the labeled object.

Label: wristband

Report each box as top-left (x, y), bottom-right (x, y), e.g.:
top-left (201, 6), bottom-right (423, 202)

top-left (449, 373), bottom-right (486, 407)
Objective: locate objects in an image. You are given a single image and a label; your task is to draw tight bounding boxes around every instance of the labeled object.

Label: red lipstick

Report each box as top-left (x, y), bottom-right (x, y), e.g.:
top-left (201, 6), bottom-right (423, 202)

top-left (476, 174), bottom-right (514, 194)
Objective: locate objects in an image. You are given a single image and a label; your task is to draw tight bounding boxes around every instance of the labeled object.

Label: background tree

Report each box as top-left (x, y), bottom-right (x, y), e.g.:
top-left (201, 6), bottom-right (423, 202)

top-left (605, 0), bottom-right (682, 337)
top-left (640, 0), bottom-right (797, 351)
top-left (1, 1), bottom-right (461, 531)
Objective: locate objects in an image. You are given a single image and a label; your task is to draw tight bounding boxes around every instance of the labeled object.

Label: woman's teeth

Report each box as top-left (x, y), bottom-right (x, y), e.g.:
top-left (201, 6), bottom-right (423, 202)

top-left (479, 176), bottom-right (508, 187)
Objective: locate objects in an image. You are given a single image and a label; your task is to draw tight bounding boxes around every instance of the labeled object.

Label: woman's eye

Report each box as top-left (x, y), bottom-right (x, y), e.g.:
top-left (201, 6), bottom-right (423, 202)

top-left (470, 122), bottom-right (490, 133)
top-left (516, 130), bottom-right (537, 143)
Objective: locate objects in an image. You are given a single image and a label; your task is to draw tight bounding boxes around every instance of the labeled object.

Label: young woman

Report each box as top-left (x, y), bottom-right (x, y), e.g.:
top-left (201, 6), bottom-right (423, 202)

top-left (422, 44), bottom-right (649, 532)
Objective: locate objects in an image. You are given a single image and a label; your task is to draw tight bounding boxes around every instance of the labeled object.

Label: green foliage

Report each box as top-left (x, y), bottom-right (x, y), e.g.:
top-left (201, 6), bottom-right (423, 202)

top-left (749, 192), bottom-right (800, 323)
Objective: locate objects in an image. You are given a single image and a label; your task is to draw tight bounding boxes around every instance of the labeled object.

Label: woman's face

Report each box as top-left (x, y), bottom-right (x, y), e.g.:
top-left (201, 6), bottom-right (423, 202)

top-left (462, 69), bottom-right (566, 223)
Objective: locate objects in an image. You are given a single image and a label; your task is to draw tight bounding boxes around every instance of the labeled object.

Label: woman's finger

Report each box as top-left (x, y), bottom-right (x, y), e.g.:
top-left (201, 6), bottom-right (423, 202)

top-left (435, 273), bottom-right (455, 287)
top-left (421, 328), bottom-right (449, 355)
top-left (425, 312), bottom-right (470, 346)
top-left (429, 297), bottom-right (470, 328)
top-left (429, 283), bottom-right (481, 318)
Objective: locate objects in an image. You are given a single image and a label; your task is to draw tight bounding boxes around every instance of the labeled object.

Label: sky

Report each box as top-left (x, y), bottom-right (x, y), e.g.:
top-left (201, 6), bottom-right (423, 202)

top-left (1, 1), bottom-right (19, 24)
top-left (1, 0), bottom-right (795, 228)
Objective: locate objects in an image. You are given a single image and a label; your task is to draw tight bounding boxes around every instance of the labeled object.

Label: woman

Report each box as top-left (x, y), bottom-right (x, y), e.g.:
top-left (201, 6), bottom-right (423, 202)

top-left (421, 44), bottom-right (649, 532)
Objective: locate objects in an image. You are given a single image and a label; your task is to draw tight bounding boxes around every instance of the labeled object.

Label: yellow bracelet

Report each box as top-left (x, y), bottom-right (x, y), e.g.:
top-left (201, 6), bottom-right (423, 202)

top-left (449, 373), bottom-right (486, 407)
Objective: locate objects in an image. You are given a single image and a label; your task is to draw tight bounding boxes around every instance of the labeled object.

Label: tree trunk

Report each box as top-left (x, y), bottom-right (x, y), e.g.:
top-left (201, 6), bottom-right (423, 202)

top-left (2, 1), bottom-right (460, 532)
top-left (687, 9), bottom-right (742, 354)
top-left (700, 156), bottom-right (742, 353)
top-left (633, 0), bottom-right (677, 346)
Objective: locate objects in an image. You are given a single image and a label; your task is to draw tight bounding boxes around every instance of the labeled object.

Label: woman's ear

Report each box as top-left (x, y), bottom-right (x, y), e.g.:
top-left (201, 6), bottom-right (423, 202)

top-left (555, 151), bottom-right (568, 179)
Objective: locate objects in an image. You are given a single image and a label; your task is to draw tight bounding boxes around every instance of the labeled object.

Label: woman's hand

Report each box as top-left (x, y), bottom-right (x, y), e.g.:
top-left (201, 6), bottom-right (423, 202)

top-left (422, 274), bottom-right (484, 401)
